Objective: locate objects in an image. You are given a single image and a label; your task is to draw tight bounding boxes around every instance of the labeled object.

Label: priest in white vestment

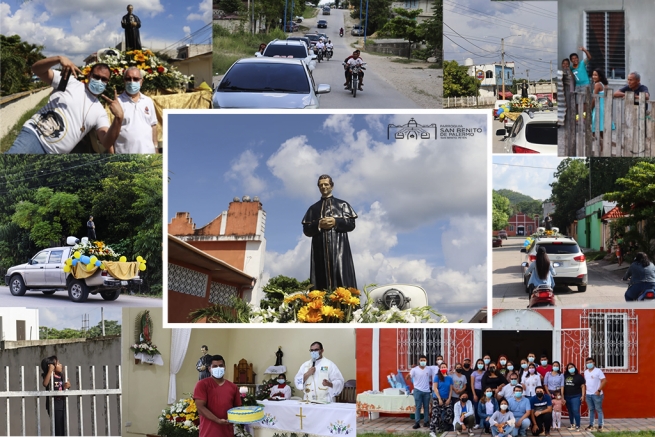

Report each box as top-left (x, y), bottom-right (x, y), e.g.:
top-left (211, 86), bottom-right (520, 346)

top-left (294, 341), bottom-right (344, 402)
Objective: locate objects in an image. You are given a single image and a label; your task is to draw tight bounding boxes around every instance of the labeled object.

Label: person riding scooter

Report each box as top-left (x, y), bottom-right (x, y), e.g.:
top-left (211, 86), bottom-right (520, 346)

top-left (623, 252), bottom-right (655, 301)
top-left (339, 27), bottom-right (344, 37)
top-left (525, 247), bottom-right (556, 294)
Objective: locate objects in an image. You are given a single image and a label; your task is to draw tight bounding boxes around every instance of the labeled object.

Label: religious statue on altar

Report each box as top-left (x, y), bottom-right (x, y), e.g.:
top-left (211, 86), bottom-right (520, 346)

top-left (294, 341), bottom-right (344, 403)
top-left (275, 346), bottom-right (283, 366)
top-left (196, 345), bottom-right (210, 380)
top-left (121, 4), bottom-right (142, 51)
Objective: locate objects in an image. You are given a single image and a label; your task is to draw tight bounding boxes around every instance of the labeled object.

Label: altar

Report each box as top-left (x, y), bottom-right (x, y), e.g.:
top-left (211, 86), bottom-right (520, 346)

top-left (254, 400), bottom-right (356, 436)
top-left (355, 392), bottom-right (415, 419)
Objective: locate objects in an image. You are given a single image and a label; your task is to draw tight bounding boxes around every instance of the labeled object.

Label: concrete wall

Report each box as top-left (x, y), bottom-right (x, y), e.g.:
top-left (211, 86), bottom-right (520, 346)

top-left (0, 307), bottom-right (39, 341)
top-left (0, 88), bottom-right (52, 139)
top-left (0, 336), bottom-right (121, 436)
top-left (367, 41), bottom-right (410, 58)
top-left (558, 0), bottom-right (655, 91)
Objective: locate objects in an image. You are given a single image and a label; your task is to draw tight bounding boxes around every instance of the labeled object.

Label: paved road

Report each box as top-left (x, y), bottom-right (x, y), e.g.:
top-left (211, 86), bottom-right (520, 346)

top-left (493, 238), bottom-right (634, 308)
top-left (298, 9), bottom-right (420, 109)
top-left (493, 118), bottom-right (510, 153)
top-left (0, 286), bottom-right (161, 307)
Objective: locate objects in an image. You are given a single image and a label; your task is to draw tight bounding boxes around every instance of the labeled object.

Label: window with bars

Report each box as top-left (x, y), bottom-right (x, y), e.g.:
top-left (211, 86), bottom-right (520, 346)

top-left (486, 70), bottom-right (493, 79)
top-left (588, 312), bottom-right (627, 369)
top-left (586, 11), bottom-right (625, 80)
top-left (406, 328), bottom-right (442, 367)
top-left (404, 0), bottom-right (418, 8)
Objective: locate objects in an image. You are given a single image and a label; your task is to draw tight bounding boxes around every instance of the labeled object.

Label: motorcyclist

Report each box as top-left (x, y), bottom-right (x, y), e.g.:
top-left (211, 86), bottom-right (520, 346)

top-left (339, 27), bottom-right (344, 37)
top-left (344, 50), bottom-right (365, 91)
top-left (524, 247), bottom-right (556, 294)
top-left (316, 39), bottom-right (326, 58)
top-left (623, 252), bottom-right (655, 301)
top-left (325, 40), bottom-right (334, 58)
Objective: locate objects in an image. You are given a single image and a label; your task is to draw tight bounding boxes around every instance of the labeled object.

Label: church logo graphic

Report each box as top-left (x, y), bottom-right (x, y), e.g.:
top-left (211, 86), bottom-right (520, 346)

top-left (387, 118), bottom-right (437, 140)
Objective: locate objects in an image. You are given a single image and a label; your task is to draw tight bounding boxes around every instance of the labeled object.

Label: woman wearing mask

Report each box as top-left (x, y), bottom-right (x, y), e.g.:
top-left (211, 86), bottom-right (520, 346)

top-left (477, 387), bottom-right (499, 433)
top-left (269, 373), bottom-right (292, 400)
top-left (623, 252), bottom-right (655, 301)
top-left (563, 363), bottom-right (586, 431)
top-left (544, 361), bottom-right (564, 398)
top-left (453, 394), bottom-right (476, 436)
top-left (497, 355), bottom-right (510, 376)
top-left (505, 361), bottom-right (515, 374)
top-left (483, 355), bottom-right (492, 370)
top-left (431, 363), bottom-right (454, 433)
top-left (489, 398), bottom-right (515, 437)
top-left (451, 362), bottom-right (468, 403)
top-left (471, 359), bottom-right (486, 425)
top-left (481, 362), bottom-right (507, 397)
top-left (518, 359), bottom-right (530, 382)
top-left (521, 363), bottom-right (541, 397)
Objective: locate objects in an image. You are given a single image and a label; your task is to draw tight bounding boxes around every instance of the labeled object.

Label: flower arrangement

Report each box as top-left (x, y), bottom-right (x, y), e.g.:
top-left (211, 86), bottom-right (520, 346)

top-left (79, 48), bottom-right (193, 97)
top-left (158, 396), bottom-right (199, 437)
top-left (509, 96), bottom-right (540, 112)
top-left (73, 240), bottom-right (120, 261)
top-left (130, 341), bottom-right (161, 355)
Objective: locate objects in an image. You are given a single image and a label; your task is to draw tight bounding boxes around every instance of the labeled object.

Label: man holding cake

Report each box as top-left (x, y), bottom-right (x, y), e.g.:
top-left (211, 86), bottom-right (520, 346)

top-left (193, 355), bottom-right (242, 437)
top-left (294, 341), bottom-right (344, 402)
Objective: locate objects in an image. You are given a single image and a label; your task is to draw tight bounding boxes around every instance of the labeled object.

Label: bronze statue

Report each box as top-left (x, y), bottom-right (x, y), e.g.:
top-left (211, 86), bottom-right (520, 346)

top-left (302, 175), bottom-right (357, 291)
top-left (121, 4), bottom-right (142, 51)
top-left (196, 345), bottom-right (210, 380)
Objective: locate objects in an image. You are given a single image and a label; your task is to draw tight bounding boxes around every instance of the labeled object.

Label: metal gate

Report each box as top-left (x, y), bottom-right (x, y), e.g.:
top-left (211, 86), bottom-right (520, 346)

top-left (444, 328), bottom-right (474, 368)
top-left (558, 328), bottom-right (591, 419)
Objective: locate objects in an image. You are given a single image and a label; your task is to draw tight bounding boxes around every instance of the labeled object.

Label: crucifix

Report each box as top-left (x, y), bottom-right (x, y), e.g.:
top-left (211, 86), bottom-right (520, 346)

top-left (295, 407), bottom-right (307, 429)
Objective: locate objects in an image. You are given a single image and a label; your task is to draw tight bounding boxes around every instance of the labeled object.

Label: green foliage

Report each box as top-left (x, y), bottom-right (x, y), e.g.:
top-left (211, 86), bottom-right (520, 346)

top-left (213, 25), bottom-right (287, 75)
top-left (513, 199), bottom-right (542, 217)
top-left (0, 34), bottom-right (45, 96)
top-left (495, 188), bottom-right (536, 205)
top-left (604, 161), bottom-right (655, 258)
top-left (443, 60), bottom-right (478, 97)
top-left (260, 274), bottom-right (312, 310)
top-left (217, 0), bottom-right (245, 14)
top-left (492, 191), bottom-right (512, 231)
top-left (590, 157), bottom-right (655, 199)
top-left (548, 158), bottom-right (589, 235)
top-left (189, 296), bottom-right (253, 323)
top-left (379, 8), bottom-right (424, 59)
top-left (350, 0), bottom-right (393, 35)
top-left (39, 320), bottom-right (121, 339)
top-left (157, 421), bottom-right (197, 437)
top-left (420, 0), bottom-right (442, 61)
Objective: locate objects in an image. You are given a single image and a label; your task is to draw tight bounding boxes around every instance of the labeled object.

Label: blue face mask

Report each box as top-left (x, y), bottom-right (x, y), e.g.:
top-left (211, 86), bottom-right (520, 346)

top-left (541, 360), bottom-right (548, 366)
top-left (586, 363), bottom-right (594, 369)
top-left (510, 379), bottom-right (518, 386)
top-left (88, 78), bottom-right (106, 95)
top-left (521, 363), bottom-right (528, 369)
top-left (568, 368), bottom-right (576, 374)
top-left (311, 351), bottom-right (320, 361)
top-left (277, 379), bottom-right (285, 384)
top-left (553, 367), bottom-right (560, 372)
top-left (125, 80), bottom-right (141, 95)
top-left (507, 365), bottom-right (514, 371)
top-left (211, 367), bottom-right (225, 379)
top-left (484, 359), bottom-right (490, 365)
top-left (514, 391), bottom-right (523, 398)
top-left (477, 364), bottom-right (484, 370)
top-left (528, 357), bottom-right (535, 363)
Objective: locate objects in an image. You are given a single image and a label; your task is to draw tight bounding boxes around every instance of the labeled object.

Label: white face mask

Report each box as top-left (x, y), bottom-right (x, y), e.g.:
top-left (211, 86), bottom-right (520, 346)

top-left (310, 351), bottom-right (320, 361)
top-left (500, 404), bottom-right (508, 411)
top-left (211, 367), bottom-right (225, 379)
top-left (436, 360), bottom-right (443, 365)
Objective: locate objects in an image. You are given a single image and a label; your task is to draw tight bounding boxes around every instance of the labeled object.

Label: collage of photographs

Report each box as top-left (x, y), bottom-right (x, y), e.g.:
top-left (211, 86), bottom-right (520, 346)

top-left (0, 0), bottom-right (653, 437)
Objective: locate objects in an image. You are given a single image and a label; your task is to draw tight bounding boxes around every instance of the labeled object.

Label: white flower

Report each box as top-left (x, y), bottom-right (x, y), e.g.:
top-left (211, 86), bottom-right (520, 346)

top-left (184, 420), bottom-right (193, 427)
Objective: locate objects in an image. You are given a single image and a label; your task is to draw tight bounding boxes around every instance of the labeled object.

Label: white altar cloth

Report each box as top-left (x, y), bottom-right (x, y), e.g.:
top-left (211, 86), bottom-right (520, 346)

top-left (255, 399), bottom-right (356, 436)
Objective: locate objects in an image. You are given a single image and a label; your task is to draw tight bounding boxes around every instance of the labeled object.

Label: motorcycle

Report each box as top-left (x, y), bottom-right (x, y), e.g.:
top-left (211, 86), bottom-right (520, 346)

top-left (316, 48), bottom-right (323, 62)
top-left (339, 28), bottom-right (344, 37)
top-left (325, 47), bottom-right (333, 61)
top-left (624, 278), bottom-right (655, 301)
top-left (522, 261), bottom-right (557, 307)
top-left (343, 62), bottom-right (366, 97)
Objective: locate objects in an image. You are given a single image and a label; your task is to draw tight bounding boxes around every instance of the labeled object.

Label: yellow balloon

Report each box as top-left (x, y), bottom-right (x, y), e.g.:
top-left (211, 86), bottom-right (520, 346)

top-left (139, 263), bottom-right (147, 271)
top-left (65, 258), bottom-right (72, 266)
top-left (119, 256), bottom-right (127, 263)
top-left (90, 256), bottom-right (98, 264)
top-left (136, 256), bottom-right (144, 263)
top-left (86, 263), bottom-right (95, 271)
top-left (63, 265), bottom-right (71, 273)
top-left (499, 113), bottom-right (505, 120)
top-left (73, 251), bottom-right (81, 259)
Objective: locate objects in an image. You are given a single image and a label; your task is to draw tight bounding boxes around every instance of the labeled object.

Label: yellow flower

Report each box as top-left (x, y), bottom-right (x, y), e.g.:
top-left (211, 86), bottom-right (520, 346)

top-left (305, 309), bottom-right (323, 323)
top-left (347, 296), bottom-right (360, 306)
top-left (308, 290), bottom-right (326, 299)
top-left (308, 299), bottom-right (323, 310)
top-left (138, 63), bottom-right (148, 70)
top-left (321, 305), bottom-right (344, 320)
top-left (348, 287), bottom-right (361, 296)
top-left (297, 305), bottom-right (311, 322)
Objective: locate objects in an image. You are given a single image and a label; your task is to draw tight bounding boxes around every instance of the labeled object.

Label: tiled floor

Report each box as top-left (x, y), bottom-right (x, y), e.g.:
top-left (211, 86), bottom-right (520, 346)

top-left (357, 417), bottom-right (655, 434)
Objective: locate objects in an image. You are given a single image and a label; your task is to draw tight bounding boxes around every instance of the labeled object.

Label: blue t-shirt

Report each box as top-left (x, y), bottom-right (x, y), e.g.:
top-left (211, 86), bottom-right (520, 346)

top-left (571, 59), bottom-right (590, 86)
top-left (507, 396), bottom-right (532, 418)
top-left (529, 394), bottom-right (552, 413)
top-left (435, 375), bottom-right (453, 399)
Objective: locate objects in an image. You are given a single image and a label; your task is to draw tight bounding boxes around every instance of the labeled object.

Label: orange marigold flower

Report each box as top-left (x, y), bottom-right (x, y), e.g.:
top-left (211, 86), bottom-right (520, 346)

top-left (308, 299), bottom-right (323, 310)
top-left (348, 287), bottom-right (361, 296)
top-left (305, 309), bottom-right (323, 323)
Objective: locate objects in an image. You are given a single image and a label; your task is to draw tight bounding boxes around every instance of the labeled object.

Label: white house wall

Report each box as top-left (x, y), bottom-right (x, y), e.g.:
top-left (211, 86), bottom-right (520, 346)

top-left (0, 307), bottom-right (39, 341)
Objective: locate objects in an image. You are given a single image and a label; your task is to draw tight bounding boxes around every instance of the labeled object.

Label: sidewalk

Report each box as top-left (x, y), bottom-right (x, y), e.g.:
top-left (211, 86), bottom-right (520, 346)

top-left (357, 418), bottom-right (655, 434)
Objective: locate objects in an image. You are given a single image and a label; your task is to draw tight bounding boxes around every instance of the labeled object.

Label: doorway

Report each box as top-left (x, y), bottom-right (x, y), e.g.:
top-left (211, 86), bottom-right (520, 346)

top-left (517, 226), bottom-right (525, 236)
top-left (482, 330), bottom-right (552, 365)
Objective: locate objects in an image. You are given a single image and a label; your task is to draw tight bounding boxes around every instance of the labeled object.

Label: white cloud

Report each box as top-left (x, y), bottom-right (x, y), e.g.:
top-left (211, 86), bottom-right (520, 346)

top-left (183, 25), bottom-right (191, 35)
top-left (187, 0), bottom-right (212, 23)
top-left (224, 150), bottom-right (267, 195)
top-left (493, 156), bottom-right (565, 201)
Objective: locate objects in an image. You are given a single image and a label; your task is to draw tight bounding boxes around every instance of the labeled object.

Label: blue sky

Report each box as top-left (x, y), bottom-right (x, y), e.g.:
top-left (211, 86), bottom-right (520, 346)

top-left (167, 112), bottom-right (489, 322)
top-left (39, 306), bottom-right (122, 331)
top-left (493, 156), bottom-right (566, 200)
top-left (1, 0), bottom-right (211, 64)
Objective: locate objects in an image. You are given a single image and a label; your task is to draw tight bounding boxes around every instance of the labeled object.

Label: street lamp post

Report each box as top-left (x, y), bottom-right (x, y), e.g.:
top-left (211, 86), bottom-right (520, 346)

top-left (363, 0), bottom-right (369, 46)
top-left (284, 0), bottom-right (288, 33)
top-left (500, 34), bottom-right (521, 100)
top-left (359, 0), bottom-right (363, 39)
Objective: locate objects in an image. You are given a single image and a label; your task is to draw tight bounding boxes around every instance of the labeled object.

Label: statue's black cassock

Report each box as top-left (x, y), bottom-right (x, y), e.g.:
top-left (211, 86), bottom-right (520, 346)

top-left (121, 13), bottom-right (142, 50)
top-left (302, 196), bottom-right (357, 291)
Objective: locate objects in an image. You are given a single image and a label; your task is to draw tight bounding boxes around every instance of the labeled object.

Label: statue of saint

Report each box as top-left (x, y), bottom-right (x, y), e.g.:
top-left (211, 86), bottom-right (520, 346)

top-left (275, 346), bottom-right (283, 366)
top-left (196, 345), bottom-right (210, 380)
top-left (121, 4), bottom-right (142, 51)
top-left (302, 175), bottom-right (357, 291)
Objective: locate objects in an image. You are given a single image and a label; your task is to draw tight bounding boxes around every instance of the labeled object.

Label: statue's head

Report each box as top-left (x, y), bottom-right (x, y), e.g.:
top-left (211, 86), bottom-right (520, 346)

top-left (201, 345), bottom-right (208, 355)
top-left (317, 174), bottom-right (333, 197)
top-left (127, 4), bottom-right (134, 13)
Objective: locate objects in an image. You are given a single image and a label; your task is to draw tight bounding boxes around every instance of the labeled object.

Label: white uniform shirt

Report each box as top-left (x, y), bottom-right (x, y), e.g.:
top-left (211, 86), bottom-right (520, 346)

top-left (269, 384), bottom-right (292, 400)
top-left (584, 367), bottom-right (606, 394)
top-left (346, 57), bottom-right (364, 67)
top-left (24, 71), bottom-right (110, 154)
top-left (294, 356), bottom-right (344, 402)
top-left (326, 43), bottom-right (333, 49)
top-left (316, 42), bottom-right (325, 51)
top-left (114, 92), bottom-right (157, 154)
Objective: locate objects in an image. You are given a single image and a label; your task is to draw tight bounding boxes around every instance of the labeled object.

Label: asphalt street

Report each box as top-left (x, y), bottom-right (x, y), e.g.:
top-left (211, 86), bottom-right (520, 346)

top-left (0, 286), bottom-right (161, 307)
top-left (298, 9), bottom-right (420, 109)
top-left (493, 118), bottom-right (510, 153)
top-left (492, 238), bottom-right (641, 308)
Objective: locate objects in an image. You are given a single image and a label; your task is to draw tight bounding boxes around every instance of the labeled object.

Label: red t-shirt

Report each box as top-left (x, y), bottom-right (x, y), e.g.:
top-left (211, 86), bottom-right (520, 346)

top-left (537, 365), bottom-right (552, 379)
top-left (193, 378), bottom-right (242, 437)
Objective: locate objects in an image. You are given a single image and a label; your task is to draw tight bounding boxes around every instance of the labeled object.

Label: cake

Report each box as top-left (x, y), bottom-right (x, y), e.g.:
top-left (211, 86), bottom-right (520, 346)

top-left (227, 406), bottom-right (264, 424)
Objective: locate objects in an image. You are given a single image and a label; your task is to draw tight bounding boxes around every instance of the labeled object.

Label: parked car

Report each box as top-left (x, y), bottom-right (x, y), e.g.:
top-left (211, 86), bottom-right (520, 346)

top-left (5, 237), bottom-right (142, 302)
top-left (317, 19), bottom-right (328, 28)
top-left (520, 232), bottom-right (588, 292)
top-left (537, 97), bottom-right (554, 107)
top-left (304, 33), bottom-right (320, 48)
top-left (258, 39), bottom-right (317, 68)
top-left (294, 15), bottom-right (304, 23)
top-left (213, 57), bottom-right (330, 109)
top-left (495, 109), bottom-right (557, 154)
top-left (493, 237), bottom-right (503, 248)
top-left (284, 22), bottom-right (299, 32)
top-left (351, 24), bottom-right (364, 36)
top-left (286, 36), bottom-right (313, 52)
top-left (498, 230), bottom-right (508, 240)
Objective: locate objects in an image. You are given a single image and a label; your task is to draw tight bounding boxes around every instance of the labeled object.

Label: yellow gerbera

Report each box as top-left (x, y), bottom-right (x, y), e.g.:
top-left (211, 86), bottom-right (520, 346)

top-left (348, 287), bottom-right (361, 296)
top-left (321, 305), bottom-right (344, 320)
top-left (347, 296), bottom-right (360, 306)
top-left (308, 290), bottom-right (326, 299)
top-left (305, 309), bottom-right (323, 323)
top-left (134, 53), bottom-right (147, 62)
top-left (307, 299), bottom-right (323, 310)
top-left (297, 305), bottom-right (311, 322)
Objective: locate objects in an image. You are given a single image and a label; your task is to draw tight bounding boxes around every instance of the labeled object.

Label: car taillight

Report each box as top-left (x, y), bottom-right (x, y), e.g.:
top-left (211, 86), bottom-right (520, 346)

top-left (529, 255), bottom-right (537, 262)
top-left (574, 254), bottom-right (586, 262)
top-left (101, 270), bottom-right (108, 276)
top-left (512, 145), bottom-right (539, 154)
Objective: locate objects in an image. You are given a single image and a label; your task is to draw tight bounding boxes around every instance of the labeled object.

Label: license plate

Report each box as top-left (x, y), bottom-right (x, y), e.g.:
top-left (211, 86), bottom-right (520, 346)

top-left (121, 281), bottom-right (128, 286)
top-left (553, 262), bottom-right (561, 267)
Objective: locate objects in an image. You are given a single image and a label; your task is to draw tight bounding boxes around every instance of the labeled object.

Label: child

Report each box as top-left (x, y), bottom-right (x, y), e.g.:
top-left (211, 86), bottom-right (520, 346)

top-left (489, 399), bottom-right (515, 437)
top-left (552, 393), bottom-right (563, 429)
top-left (41, 356), bottom-right (70, 436)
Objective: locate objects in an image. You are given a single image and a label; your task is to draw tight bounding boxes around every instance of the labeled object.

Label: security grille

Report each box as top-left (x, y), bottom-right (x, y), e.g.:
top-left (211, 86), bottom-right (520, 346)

top-left (586, 11), bottom-right (625, 80)
top-left (397, 328), bottom-right (442, 371)
top-left (209, 281), bottom-right (238, 306)
top-left (168, 264), bottom-right (207, 298)
top-left (582, 309), bottom-right (637, 372)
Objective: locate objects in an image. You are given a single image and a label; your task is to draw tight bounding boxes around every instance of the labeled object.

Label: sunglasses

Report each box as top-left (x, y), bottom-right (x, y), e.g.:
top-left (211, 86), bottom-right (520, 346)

top-left (124, 77), bottom-right (141, 82)
top-left (309, 348), bottom-right (321, 352)
top-left (92, 74), bottom-right (110, 83)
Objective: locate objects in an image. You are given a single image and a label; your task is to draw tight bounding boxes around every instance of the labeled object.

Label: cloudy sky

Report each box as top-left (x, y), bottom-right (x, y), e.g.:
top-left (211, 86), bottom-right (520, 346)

top-left (38, 306), bottom-right (122, 331)
top-left (1, 0), bottom-right (211, 64)
top-left (493, 156), bottom-right (566, 201)
top-left (444, 0), bottom-right (557, 80)
top-left (167, 112), bottom-right (489, 323)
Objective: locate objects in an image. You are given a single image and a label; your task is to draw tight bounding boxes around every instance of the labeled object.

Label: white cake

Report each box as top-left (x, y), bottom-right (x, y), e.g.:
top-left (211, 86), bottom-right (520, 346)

top-left (227, 406), bottom-right (264, 424)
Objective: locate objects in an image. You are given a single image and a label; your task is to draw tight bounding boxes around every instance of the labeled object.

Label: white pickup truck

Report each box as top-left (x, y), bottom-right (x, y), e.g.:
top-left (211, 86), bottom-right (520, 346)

top-left (4, 238), bottom-right (142, 302)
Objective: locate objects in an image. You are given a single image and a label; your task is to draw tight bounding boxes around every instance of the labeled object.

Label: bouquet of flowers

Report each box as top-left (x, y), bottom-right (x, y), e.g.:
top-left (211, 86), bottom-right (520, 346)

top-left (509, 96), bottom-right (540, 112)
top-left (72, 240), bottom-right (120, 261)
top-left (130, 341), bottom-right (161, 355)
top-left (158, 396), bottom-right (199, 437)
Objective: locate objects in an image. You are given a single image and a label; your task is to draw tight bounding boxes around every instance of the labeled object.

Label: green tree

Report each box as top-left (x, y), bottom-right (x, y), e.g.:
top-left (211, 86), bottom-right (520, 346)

top-left (217, 0), bottom-right (245, 14)
top-left (514, 199), bottom-right (543, 217)
top-left (590, 157), bottom-right (655, 199)
top-left (260, 275), bottom-right (312, 310)
top-left (548, 158), bottom-right (588, 235)
top-left (350, 0), bottom-right (392, 35)
top-left (420, 0), bottom-right (442, 62)
top-left (379, 8), bottom-right (424, 59)
top-left (604, 161), bottom-right (655, 258)
top-left (0, 34), bottom-right (45, 96)
top-left (443, 60), bottom-right (478, 97)
top-left (492, 191), bottom-right (512, 231)
top-left (86, 320), bottom-right (122, 338)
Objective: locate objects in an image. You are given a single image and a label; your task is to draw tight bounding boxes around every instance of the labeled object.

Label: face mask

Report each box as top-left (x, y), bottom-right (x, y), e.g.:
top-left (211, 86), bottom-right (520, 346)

top-left (456, 368), bottom-right (463, 374)
top-left (311, 351), bottom-right (320, 361)
top-left (277, 379), bottom-right (285, 384)
top-left (568, 368), bottom-right (575, 374)
top-left (529, 368), bottom-right (536, 374)
top-left (485, 392), bottom-right (493, 398)
top-left (461, 398), bottom-right (468, 403)
top-left (463, 363), bottom-right (471, 369)
top-left (536, 392), bottom-right (544, 398)
top-left (419, 361), bottom-right (427, 367)
top-left (484, 359), bottom-right (490, 365)
top-left (541, 360), bottom-right (548, 366)
top-left (211, 367), bottom-right (225, 379)
top-left (490, 367), bottom-right (496, 372)
top-left (586, 363), bottom-right (594, 369)
top-left (440, 369), bottom-right (448, 374)
top-left (510, 379), bottom-right (518, 386)
top-left (528, 357), bottom-right (535, 363)
top-left (500, 360), bottom-right (507, 366)
top-left (88, 78), bottom-right (107, 95)
top-left (507, 365), bottom-right (514, 371)
top-left (553, 366), bottom-right (560, 372)
top-left (521, 364), bottom-right (528, 369)
top-left (437, 360), bottom-right (443, 365)
top-left (514, 392), bottom-right (523, 398)
top-left (125, 80), bottom-right (141, 95)
top-left (477, 364), bottom-right (484, 370)
top-left (500, 404), bottom-right (508, 410)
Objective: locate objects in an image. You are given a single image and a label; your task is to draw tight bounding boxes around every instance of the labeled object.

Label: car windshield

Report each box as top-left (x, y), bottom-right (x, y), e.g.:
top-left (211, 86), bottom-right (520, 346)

top-left (218, 63), bottom-right (310, 93)
top-left (264, 45), bottom-right (307, 58)
top-left (538, 243), bottom-right (580, 254)
top-left (305, 35), bottom-right (319, 41)
top-left (525, 122), bottom-right (557, 145)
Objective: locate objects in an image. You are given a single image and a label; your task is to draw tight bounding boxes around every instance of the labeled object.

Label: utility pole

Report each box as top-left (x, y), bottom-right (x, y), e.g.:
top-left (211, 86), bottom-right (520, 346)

top-left (501, 38), bottom-right (506, 99)
top-left (526, 69), bottom-right (530, 94)
top-left (101, 307), bottom-right (105, 337)
top-left (550, 60), bottom-right (554, 100)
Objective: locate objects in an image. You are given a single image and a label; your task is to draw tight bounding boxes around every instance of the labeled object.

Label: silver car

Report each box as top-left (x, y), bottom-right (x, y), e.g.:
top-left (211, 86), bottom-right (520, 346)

top-left (213, 58), bottom-right (330, 109)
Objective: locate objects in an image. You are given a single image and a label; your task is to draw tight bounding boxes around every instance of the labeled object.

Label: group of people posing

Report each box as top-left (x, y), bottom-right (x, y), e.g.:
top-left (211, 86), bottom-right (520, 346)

top-left (407, 353), bottom-right (607, 437)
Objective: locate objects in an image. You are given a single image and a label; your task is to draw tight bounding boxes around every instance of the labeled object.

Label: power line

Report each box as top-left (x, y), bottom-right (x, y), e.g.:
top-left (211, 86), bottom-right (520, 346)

top-left (443, 34), bottom-right (498, 59)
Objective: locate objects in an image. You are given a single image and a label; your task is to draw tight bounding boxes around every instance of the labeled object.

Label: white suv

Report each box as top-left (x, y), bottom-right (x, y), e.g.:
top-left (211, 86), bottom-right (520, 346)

top-left (496, 109), bottom-right (557, 154)
top-left (520, 231), bottom-right (588, 292)
top-left (256, 39), bottom-right (317, 70)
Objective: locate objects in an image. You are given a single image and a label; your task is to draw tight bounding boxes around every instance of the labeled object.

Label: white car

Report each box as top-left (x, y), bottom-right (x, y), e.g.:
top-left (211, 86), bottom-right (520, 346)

top-left (256, 39), bottom-right (317, 70)
top-left (520, 231), bottom-right (588, 292)
top-left (495, 109), bottom-right (557, 154)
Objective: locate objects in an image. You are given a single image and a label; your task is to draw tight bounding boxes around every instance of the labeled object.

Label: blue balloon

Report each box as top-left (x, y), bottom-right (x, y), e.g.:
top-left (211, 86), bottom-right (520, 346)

top-left (497, 107), bottom-right (505, 114)
top-left (523, 240), bottom-right (530, 246)
top-left (72, 259), bottom-right (78, 266)
top-left (95, 260), bottom-right (102, 267)
top-left (80, 255), bottom-right (91, 265)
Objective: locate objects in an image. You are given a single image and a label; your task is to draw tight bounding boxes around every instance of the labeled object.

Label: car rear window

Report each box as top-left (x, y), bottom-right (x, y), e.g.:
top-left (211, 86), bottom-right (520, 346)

top-left (305, 35), bottom-right (319, 41)
top-left (525, 122), bottom-right (557, 145)
top-left (538, 243), bottom-right (580, 254)
top-left (218, 63), bottom-right (310, 93)
top-left (264, 45), bottom-right (307, 58)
